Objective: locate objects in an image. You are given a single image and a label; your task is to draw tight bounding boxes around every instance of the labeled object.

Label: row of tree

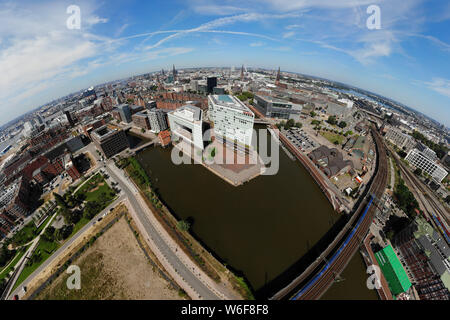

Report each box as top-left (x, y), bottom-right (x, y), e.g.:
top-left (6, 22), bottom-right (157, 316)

top-left (276, 119), bottom-right (302, 130)
top-left (326, 116), bottom-right (347, 128)
top-left (412, 130), bottom-right (448, 159)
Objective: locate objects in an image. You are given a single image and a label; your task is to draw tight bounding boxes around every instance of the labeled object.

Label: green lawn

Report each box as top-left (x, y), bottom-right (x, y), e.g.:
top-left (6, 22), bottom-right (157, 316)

top-left (13, 240), bottom-right (59, 291)
top-left (320, 131), bottom-right (345, 145)
top-left (10, 221), bottom-right (38, 247)
top-left (75, 173), bottom-right (114, 202)
top-left (11, 173), bottom-right (117, 291)
top-left (69, 217), bottom-right (90, 238)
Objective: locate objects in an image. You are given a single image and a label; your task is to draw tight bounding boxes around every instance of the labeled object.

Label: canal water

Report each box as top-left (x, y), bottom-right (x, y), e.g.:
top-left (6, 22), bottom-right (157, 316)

top-left (321, 254), bottom-right (379, 300)
top-left (133, 130), bottom-right (377, 300)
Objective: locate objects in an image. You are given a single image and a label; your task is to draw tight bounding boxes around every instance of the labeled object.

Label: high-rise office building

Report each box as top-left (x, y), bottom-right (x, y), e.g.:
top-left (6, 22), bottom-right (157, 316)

top-left (64, 111), bottom-right (76, 127)
top-left (208, 94), bottom-right (254, 153)
top-left (207, 77), bottom-right (217, 94)
top-left (117, 104), bottom-right (132, 123)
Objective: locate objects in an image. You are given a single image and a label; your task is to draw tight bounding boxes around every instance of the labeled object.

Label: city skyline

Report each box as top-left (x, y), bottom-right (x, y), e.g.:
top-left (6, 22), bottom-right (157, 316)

top-left (1, 0), bottom-right (449, 127)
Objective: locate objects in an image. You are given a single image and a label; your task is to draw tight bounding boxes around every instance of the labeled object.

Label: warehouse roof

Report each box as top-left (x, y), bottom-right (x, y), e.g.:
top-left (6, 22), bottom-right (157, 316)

top-left (375, 245), bottom-right (412, 296)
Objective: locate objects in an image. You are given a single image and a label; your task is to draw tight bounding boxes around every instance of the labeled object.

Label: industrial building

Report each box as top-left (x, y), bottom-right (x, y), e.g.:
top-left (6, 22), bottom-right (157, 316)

top-left (208, 95), bottom-right (255, 153)
top-left (374, 245), bottom-right (412, 296)
top-left (308, 146), bottom-right (354, 178)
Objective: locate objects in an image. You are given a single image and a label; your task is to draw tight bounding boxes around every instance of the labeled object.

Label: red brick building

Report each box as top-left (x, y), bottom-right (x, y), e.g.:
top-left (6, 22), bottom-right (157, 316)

top-left (158, 130), bottom-right (171, 147)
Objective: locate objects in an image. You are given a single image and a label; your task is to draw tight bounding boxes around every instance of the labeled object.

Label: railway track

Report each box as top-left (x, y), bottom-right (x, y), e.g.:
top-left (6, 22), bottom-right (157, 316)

top-left (393, 154), bottom-right (450, 239)
top-left (274, 128), bottom-right (388, 300)
top-left (295, 128), bottom-right (388, 300)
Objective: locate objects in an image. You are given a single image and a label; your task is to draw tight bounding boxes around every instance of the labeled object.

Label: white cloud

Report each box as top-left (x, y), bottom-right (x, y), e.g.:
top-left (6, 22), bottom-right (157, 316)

top-left (285, 24), bottom-right (303, 30)
top-left (423, 78), bottom-right (450, 98)
top-left (115, 23), bottom-right (130, 37)
top-left (0, 1), bottom-right (109, 123)
top-left (282, 31), bottom-right (295, 38)
top-left (192, 5), bottom-right (247, 15)
top-left (140, 12), bottom-right (292, 50)
top-left (250, 41), bottom-right (265, 47)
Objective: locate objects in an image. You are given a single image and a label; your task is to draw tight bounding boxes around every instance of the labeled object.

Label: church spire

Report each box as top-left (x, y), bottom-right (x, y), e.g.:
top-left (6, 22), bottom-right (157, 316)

top-left (276, 67), bottom-right (281, 84)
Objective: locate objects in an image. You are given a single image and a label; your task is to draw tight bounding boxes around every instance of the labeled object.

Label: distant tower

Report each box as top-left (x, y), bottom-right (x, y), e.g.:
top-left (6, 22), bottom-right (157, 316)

top-left (172, 64), bottom-right (177, 82)
top-left (275, 67), bottom-right (281, 85)
top-left (240, 64), bottom-right (244, 81)
top-left (161, 68), bottom-right (165, 76)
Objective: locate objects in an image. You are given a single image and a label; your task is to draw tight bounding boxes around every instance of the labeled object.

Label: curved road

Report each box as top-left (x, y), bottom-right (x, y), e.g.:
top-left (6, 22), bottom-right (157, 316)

top-left (105, 161), bottom-right (222, 300)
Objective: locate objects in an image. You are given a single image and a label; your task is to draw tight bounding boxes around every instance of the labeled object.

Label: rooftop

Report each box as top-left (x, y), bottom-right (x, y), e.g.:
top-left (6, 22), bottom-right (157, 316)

top-left (209, 94), bottom-right (252, 113)
top-left (375, 245), bottom-right (412, 296)
top-left (170, 104), bottom-right (202, 122)
top-left (91, 125), bottom-right (122, 141)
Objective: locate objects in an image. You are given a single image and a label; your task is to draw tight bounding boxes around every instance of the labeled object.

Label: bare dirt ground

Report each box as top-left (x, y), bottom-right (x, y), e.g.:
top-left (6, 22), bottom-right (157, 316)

top-left (35, 217), bottom-right (182, 300)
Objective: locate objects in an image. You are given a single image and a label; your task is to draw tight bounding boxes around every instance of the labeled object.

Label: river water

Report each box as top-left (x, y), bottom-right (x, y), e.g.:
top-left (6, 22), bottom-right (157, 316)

top-left (132, 130), bottom-right (378, 300)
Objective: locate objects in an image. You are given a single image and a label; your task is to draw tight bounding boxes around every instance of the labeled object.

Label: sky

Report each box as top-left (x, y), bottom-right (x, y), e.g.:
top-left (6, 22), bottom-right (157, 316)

top-left (0, 0), bottom-right (449, 127)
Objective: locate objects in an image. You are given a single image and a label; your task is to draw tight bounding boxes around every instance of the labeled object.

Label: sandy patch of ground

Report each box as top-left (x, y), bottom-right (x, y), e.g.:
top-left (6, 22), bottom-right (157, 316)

top-left (35, 217), bottom-right (182, 300)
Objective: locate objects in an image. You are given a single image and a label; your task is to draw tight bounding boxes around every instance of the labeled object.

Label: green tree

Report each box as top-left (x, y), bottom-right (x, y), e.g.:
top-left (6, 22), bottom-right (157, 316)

top-left (177, 220), bottom-right (191, 232)
top-left (84, 201), bottom-right (101, 219)
top-left (53, 193), bottom-right (67, 209)
top-left (0, 246), bottom-right (16, 267)
top-left (56, 225), bottom-right (73, 240)
top-left (414, 168), bottom-right (422, 176)
top-left (42, 226), bottom-right (56, 242)
top-left (327, 116), bottom-right (337, 125)
top-left (338, 121), bottom-right (347, 128)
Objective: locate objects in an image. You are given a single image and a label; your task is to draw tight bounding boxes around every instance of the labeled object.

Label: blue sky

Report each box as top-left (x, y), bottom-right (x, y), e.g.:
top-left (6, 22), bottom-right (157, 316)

top-left (0, 0), bottom-right (449, 126)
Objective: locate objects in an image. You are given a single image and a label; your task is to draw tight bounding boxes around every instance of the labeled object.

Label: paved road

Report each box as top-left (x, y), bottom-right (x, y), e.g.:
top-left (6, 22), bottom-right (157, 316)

top-left (7, 195), bottom-right (125, 300)
top-left (105, 161), bottom-right (221, 300)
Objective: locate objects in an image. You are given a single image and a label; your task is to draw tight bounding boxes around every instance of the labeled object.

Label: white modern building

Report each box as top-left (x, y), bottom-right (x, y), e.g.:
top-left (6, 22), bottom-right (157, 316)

top-left (405, 149), bottom-right (448, 183)
top-left (416, 142), bottom-right (438, 161)
top-left (148, 109), bottom-right (168, 133)
top-left (167, 105), bottom-right (205, 150)
top-left (385, 127), bottom-right (416, 152)
top-left (208, 95), bottom-right (255, 153)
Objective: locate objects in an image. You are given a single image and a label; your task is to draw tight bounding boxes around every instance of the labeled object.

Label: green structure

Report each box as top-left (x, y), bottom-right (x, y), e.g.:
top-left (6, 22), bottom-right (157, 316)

top-left (375, 245), bottom-right (412, 296)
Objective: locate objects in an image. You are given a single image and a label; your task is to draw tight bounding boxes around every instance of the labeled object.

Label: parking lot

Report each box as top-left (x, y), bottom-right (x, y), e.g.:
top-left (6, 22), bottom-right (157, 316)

top-left (282, 127), bottom-right (318, 152)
